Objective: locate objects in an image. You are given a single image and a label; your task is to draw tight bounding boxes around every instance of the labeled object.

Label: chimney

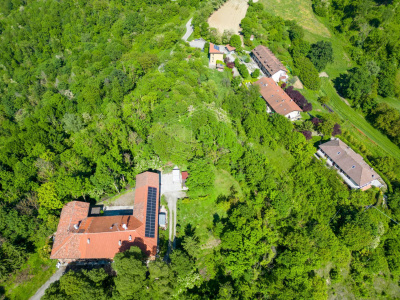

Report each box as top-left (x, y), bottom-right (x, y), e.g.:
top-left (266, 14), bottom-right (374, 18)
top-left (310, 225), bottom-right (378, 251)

top-left (73, 224), bottom-right (79, 230)
top-left (122, 224), bottom-right (128, 230)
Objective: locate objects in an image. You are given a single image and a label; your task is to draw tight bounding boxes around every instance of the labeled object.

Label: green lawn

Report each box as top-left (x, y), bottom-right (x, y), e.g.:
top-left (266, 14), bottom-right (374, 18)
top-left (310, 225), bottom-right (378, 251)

top-left (4, 253), bottom-right (57, 300)
top-left (320, 78), bottom-right (400, 158)
top-left (261, 0), bottom-right (331, 38)
top-left (260, 0), bottom-right (400, 159)
top-left (376, 95), bottom-right (400, 112)
top-left (177, 169), bottom-right (242, 245)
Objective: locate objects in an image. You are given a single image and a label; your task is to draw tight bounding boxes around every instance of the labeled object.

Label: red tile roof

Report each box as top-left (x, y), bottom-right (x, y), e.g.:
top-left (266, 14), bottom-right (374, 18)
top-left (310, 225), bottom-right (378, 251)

top-left (182, 171), bottom-right (188, 181)
top-left (209, 43), bottom-right (223, 54)
top-left (226, 44), bottom-right (236, 52)
top-left (254, 77), bottom-right (302, 116)
top-left (51, 171), bottom-right (160, 260)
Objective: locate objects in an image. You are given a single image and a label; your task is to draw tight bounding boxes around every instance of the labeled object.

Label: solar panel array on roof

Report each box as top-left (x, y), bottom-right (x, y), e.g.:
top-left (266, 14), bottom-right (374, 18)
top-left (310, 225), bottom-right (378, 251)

top-left (145, 187), bottom-right (157, 238)
top-left (214, 45), bottom-right (220, 51)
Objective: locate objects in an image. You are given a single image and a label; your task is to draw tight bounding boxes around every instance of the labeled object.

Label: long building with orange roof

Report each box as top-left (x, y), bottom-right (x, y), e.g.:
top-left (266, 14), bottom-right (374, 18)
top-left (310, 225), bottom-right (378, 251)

top-left (254, 77), bottom-right (302, 121)
top-left (50, 171), bottom-right (160, 262)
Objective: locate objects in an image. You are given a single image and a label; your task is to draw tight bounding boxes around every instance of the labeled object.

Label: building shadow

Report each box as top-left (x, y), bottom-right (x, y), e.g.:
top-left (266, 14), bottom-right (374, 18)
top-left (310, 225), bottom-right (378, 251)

top-left (65, 259), bottom-right (112, 274)
top-left (119, 237), bottom-right (152, 257)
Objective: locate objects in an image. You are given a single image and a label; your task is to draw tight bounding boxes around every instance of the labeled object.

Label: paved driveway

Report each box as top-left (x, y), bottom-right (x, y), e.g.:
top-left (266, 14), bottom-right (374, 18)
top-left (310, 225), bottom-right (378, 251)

top-left (160, 172), bottom-right (186, 260)
top-left (30, 267), bottom-right (66, 300)
top-left (182, 18), bottom-right (193, 42)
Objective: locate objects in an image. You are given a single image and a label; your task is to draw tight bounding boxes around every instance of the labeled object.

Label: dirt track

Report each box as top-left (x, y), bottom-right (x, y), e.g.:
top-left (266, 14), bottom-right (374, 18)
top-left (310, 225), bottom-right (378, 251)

top-left (208, 0), bottom-right (249, 35)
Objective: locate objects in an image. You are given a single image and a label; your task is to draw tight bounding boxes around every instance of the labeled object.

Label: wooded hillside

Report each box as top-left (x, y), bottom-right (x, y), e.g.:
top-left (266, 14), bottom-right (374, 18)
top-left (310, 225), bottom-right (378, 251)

top-left (1, 0), bottom-right (400, 299)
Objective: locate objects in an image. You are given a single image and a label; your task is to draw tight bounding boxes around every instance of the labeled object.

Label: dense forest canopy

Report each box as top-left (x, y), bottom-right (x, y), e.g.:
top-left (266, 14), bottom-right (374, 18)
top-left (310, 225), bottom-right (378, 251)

top-left (0, 0), bottom-right (400, 299)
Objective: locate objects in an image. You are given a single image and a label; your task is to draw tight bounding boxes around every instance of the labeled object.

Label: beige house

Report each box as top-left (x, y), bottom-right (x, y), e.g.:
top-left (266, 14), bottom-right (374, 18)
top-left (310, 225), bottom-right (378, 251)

top-left (209, 43), bottom-right (224, 66)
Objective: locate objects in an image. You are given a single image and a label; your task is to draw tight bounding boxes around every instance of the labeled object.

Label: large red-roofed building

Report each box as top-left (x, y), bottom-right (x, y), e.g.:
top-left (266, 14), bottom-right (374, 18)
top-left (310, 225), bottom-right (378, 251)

top-left (254, 77), bottom-right (302, 121)
top-left (50, 171), bottom-right (160, 262)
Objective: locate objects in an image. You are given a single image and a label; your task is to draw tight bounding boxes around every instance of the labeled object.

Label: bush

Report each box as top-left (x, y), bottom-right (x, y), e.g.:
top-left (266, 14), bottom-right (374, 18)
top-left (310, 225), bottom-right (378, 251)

top-left (229, 35), bottom-right (241, 49)
top-left (301, 131), bottom-right (312, 140)
top-left (237, 63), bottom-right (250, 78)
top-left (318, 96), bottom-right (329, 104)
top-left (332, 123), bottom-right (342, 136)
top-left (294, 56), bottom-right (321, 90)
top-left (251, 69), bottom-right (260, 78)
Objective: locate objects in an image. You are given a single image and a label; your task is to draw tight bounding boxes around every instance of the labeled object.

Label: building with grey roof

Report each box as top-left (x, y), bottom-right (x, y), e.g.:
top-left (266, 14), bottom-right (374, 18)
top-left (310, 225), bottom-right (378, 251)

top-left (251, 45), bottom-right (288, 82)
top-left (316, 138), bottom-right (383, 190)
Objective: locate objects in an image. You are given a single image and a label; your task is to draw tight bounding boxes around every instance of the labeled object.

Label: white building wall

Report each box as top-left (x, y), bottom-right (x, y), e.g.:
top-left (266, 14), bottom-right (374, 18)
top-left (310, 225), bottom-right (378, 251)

top-left (285, 110), bottom-right (301, 121)
top-left (271, 70), bottom-right (287, 83)
top-left (172, 168), bottom-right (181, 183)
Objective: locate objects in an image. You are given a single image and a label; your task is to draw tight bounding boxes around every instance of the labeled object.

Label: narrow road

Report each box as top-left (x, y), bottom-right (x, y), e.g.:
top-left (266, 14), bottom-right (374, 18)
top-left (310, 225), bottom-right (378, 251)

top-left (160, 172), bottom-right (186, 261)
top-left (164, 192), bottom-right (183, 260)
top-left (182, 18), bottom-right (193, 42)
top-left (30, 266), bottom-right (66, 300)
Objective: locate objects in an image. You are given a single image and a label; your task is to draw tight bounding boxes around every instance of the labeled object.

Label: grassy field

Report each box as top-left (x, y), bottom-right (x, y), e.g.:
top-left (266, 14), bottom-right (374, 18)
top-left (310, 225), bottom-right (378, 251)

top-left (260, 0), bottom-right (400, 159)
top-left (320, 79), bottom-right (400, 158)
top-left (177, 169), bottom-right (242, 246)
top-left (4, 253), bottom-right (57, 300)
top-left (262, 0), bottom-right (352, 79)
top-left (261, 0), bottom-right (331, 38)
top-left (376, 95), bottom-right (400, 111)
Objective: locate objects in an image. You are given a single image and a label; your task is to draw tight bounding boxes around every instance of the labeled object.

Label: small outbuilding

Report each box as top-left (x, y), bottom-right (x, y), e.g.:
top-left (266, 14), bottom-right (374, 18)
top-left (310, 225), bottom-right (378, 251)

top-left (173, 166), bottom-right (181, 184)
top-left (225, 44), bottom-right (236, 54)
top-left (182, 171), bottom-right (189, 188)
top-left (159, 212), bottom-right (167, 230)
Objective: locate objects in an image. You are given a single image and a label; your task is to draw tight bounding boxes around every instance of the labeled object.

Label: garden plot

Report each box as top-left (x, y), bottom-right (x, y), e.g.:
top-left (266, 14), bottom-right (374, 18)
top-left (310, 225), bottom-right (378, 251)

top-left (208, 0), bottom-right (249, 35)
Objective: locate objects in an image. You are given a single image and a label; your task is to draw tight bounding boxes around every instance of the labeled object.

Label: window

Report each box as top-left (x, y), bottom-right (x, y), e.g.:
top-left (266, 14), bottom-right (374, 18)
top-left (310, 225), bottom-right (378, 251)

top-left (129, 235), bottom-right (132, 241)
top-left (118, 240), bottom-right (122, 246)
top-left (337, 151), bottom-right (341, 154)
top-left (87, 239), bottom-right (90, 244)
top-left (352, 165), bottom-right (355, 169)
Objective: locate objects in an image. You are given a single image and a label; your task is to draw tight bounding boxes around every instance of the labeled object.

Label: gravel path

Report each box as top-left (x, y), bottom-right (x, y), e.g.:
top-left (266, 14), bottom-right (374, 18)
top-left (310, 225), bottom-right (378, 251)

top-left (319, 72), bottom-right (329, 78)
top-left (182, 18), bottom-right (193, 42)
top-left (30, 267), bottom-right (66, 300)
top-left (160, 172), bottom-right (186, 260)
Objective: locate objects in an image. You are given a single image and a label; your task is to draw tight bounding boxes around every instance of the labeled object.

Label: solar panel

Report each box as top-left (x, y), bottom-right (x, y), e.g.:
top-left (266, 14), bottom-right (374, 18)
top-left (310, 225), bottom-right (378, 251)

top-left (145, 187), bottom-right (157, 238)
top-left (214, 45), bottom-right (220, 51)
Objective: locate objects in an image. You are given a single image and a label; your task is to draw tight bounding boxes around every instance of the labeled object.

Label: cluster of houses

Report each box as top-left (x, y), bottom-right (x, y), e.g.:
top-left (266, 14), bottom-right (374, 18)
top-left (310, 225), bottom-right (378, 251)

top-left (208, 43), bottom-right (302, 121)
top-left (49, 39), bottom-right (384, 266)
top-left (207, 43), bottom-right (383, 191)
